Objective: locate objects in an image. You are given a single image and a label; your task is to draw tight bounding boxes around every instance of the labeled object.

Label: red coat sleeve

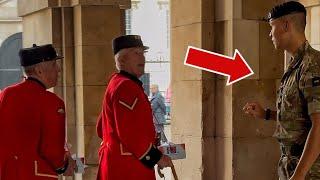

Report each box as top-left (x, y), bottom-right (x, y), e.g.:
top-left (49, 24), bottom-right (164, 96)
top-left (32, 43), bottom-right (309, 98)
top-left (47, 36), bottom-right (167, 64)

top-left (112, 80), bottom-right (158, 160)
top-left (39, 93), bottom-right (66, 170)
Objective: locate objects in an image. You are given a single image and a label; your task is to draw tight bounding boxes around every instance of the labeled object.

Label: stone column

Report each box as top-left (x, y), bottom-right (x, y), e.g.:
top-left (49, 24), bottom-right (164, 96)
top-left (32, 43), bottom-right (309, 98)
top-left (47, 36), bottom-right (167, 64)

top-left (72, 3), bottom-right (122, 179)
top-left (171, 0), bottom-right (284, 179)
top-left (224, 1), bottom-right (283, 179)
top-left (171, 0), bottom-right (215, 179)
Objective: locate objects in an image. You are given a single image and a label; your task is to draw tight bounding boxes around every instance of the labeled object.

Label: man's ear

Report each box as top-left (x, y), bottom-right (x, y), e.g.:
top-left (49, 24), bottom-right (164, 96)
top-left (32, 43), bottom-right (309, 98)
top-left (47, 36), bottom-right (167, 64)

top-left (118, 56), bottom-right (127, 68)
top-left (34, 64), bottom-right (43, 76)
top-left (118, 58), bottom-right (124, 65)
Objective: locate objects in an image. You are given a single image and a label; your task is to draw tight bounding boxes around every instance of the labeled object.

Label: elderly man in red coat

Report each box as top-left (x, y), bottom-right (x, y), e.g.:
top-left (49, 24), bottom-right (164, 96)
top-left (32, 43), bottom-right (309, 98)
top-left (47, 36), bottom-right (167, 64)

top-left (0, 44), bottom-right (75, 179)
top-left (96, 35), bottom-right (172, 180)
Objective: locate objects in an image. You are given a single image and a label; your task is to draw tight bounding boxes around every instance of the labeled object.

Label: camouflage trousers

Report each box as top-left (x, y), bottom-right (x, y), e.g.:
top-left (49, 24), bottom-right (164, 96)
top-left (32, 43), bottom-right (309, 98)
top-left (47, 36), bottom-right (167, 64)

top-left (278, 154), bottom-right (299, 180)
top-left (278, 144), bottom-right (320, 180)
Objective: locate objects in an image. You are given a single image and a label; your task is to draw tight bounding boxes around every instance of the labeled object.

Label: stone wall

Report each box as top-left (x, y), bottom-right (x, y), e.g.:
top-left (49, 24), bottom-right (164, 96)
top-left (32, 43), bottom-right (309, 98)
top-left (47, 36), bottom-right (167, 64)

top-left (0, 0), bottom-right (22, 45)
top-left (171, 0), bottom-right (215, 179)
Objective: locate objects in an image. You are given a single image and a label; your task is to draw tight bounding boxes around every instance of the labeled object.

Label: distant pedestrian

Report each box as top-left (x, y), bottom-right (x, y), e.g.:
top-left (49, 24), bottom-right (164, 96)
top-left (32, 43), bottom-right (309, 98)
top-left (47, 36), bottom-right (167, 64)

top-left (150, 84), bottom-right (168, 143)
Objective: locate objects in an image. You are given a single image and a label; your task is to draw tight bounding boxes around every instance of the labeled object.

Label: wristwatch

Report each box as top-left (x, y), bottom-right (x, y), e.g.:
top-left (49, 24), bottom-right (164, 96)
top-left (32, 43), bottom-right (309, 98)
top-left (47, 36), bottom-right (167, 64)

top-left (265, 108), bottom-right (271, 120)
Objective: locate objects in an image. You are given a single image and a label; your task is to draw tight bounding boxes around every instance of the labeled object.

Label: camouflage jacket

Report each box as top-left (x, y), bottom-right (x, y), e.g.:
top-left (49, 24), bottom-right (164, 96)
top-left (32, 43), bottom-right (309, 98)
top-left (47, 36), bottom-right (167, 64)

top-left (275, 41), bottom-right (320, 179)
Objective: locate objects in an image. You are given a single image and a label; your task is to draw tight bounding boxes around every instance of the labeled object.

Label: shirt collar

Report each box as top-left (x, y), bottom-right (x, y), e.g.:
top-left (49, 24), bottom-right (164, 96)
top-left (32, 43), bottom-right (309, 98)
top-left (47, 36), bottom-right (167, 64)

top-left (152, 92), bottom-right (159, 97)
top-left (119, 70), bottom-right (143, 86)
top-left (288, 41), bottom-right (309, 70)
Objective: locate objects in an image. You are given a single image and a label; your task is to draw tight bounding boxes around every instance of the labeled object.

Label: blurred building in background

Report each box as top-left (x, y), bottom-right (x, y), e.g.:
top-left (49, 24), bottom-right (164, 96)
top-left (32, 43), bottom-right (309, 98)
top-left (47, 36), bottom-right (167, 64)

top-left (0, 0), bottom-right (22, 89)
top-left (126, 0), bottom-right (170, 98)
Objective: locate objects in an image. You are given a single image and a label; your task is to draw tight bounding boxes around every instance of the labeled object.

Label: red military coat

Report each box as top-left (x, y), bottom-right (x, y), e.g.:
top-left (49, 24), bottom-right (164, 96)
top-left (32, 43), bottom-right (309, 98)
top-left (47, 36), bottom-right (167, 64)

top-left (0, 78), bottom-right (66, 180)
top-left (96, 71), bottom-right (162, 180)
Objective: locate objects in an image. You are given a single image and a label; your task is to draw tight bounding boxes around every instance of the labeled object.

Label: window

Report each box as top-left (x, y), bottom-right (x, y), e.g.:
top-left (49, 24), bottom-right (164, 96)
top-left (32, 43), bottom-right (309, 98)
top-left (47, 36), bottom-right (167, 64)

top-left (125, 9), bottom-right (132, 35)
top-left (166, 9), bottom-right (169, 49)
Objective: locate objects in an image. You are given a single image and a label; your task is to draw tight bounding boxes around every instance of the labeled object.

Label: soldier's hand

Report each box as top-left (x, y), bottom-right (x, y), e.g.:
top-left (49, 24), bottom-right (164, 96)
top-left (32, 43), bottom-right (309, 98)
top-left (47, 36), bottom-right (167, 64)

top-left (157, 155), bottom-right (173, 169)
top-left (63, 154), bottom-right (76, 176)
top-left (243, 102), bottom-right (265, 119)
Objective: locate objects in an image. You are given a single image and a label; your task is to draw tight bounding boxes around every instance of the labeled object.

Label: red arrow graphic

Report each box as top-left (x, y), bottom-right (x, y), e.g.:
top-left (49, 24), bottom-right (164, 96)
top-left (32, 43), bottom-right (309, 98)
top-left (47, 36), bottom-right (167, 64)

top-left (184, 46), bottom-right (254, 86)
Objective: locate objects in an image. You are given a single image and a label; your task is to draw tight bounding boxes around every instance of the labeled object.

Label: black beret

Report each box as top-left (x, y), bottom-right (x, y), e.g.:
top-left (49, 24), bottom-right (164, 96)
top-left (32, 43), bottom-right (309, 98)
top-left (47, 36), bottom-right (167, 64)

top-left (112, 35), bottom-right (149, 55)
top-left (19, 44), bottom-right (63, 67)
top-left (265, 1), bottom-right (306, 21)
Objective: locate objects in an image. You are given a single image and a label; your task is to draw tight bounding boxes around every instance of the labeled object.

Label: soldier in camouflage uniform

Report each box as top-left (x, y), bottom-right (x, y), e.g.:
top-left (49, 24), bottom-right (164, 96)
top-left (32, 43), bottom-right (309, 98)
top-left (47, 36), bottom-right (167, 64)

top-left (243, 1), bottom-right (320, 180)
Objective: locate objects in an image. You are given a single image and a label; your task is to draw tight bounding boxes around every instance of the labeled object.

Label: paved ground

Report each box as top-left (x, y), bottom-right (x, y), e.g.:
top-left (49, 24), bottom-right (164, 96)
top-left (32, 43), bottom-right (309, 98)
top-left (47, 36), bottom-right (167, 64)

top-left (155, 123), bottom-right (172, 180)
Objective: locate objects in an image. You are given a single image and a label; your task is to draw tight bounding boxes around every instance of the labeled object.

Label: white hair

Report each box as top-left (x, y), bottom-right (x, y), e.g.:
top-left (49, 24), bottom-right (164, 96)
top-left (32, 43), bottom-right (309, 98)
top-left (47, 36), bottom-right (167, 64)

top-left (22, 60), bottom-right (55, 76)
top-left (114, 47), bottom-right (139, 70)
top-left (151, 84), bottom-right (159, 89)
top-left (22, 64), bottom-right (38, 76)
top-left (115, 48), bottom-right (128, 70)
